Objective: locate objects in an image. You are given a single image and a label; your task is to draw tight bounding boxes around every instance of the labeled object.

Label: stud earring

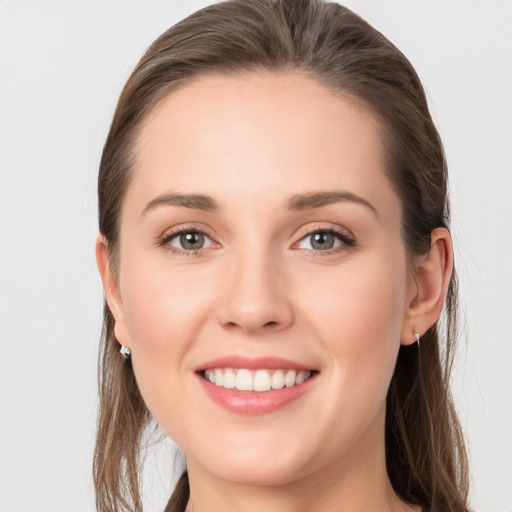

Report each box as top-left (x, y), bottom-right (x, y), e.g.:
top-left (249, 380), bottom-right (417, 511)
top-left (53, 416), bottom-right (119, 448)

top-left (120, 345), bottom-right (131, 360)
top-left (414, 332), bottom-right (420, 347)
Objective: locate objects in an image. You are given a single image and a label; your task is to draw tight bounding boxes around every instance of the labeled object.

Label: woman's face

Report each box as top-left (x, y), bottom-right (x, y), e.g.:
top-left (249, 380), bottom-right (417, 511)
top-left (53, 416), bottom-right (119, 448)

top-left (108, 70), bottom-right (417, 485)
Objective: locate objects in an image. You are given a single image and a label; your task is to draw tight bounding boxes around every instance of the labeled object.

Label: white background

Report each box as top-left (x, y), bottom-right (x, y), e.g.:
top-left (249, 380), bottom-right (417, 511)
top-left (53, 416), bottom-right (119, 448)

top-left (1, 1), bottom-right (511, 511)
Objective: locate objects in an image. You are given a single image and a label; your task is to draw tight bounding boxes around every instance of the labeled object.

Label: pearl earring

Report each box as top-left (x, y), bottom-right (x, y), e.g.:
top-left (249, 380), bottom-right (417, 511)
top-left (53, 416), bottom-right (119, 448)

top-left (414, 332), bottom-right (420, 347)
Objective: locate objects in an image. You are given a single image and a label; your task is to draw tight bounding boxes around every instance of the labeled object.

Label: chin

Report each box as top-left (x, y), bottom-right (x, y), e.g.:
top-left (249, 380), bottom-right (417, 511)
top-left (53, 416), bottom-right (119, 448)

top-left (183, 429), bottom-right (315, 486)
top-left (208, 455), bottom-right (310, 487)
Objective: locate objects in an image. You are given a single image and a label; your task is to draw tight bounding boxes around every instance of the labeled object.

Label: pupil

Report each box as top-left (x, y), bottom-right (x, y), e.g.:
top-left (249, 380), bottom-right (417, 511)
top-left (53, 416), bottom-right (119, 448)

top-left (181, 232), bottom-right (204, 250)
top-left (312, 232), bottom-right (334, 250)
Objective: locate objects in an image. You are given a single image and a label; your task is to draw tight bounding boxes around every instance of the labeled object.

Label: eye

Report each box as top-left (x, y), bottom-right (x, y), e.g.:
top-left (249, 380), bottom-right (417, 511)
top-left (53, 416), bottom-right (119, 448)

top-left (160, 228), bottom-right (215, 254)
top-left (296, 228), bottom-right (354, 253)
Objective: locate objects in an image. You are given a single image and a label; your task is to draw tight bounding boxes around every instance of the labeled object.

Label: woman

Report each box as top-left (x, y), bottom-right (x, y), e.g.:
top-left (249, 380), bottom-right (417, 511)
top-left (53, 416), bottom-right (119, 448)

top-left (94, 0), bottom-right (469, 511)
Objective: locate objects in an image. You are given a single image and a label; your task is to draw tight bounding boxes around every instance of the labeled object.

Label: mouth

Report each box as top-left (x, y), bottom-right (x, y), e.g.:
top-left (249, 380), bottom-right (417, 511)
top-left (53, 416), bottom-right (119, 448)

top-left (195, 356), bottom-right (318, 414)
top-left (201, 368), bottom-right (314, 392)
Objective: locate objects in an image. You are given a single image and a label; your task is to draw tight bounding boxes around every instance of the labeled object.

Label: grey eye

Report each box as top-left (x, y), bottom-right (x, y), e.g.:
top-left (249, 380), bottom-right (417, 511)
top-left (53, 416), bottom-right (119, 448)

top-left (179, 232), bottom-right (205, 250)
top-left (309, 231), bottom-right (336, 250)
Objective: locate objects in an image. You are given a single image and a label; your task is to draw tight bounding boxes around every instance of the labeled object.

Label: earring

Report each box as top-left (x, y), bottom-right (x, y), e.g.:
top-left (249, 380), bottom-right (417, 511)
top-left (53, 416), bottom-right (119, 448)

top-left (120, 345), bottom-right (131, 360)
top-left (414, 332), bottom-right (420, 348)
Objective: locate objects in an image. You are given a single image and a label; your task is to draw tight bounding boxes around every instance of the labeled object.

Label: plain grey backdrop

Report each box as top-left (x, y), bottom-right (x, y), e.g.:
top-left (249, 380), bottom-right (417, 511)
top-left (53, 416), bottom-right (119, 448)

top-left (1, 1), bottom-right (511, 511)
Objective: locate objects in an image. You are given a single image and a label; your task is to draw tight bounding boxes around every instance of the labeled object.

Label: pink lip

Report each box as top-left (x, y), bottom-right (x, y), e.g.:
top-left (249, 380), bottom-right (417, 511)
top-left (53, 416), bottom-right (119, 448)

top-left (195, 355), bottom-right (314, 372)
top-left (194, 355), bottom-right (318, 415)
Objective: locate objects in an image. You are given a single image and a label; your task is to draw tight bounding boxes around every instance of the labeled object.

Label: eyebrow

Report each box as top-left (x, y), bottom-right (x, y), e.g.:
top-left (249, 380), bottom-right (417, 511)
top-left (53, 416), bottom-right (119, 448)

top-left (141, 190), bottom-right (378, 218)
top-left (141, 193), bottom-right (219, 217)
top-left (285, 191), bottom-right (378, 218)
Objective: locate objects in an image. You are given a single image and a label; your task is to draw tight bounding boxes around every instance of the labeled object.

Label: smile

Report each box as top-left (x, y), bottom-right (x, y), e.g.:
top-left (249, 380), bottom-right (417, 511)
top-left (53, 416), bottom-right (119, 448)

top-left (196, 356), bottom-right (318, 414)
top-left (203, 368), bottom-right (313, 392)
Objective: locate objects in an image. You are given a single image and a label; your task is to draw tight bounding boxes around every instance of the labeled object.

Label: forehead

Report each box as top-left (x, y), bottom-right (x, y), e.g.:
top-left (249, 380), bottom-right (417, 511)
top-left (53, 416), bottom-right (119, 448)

top-left (127, 70), bottom-right (397, 218)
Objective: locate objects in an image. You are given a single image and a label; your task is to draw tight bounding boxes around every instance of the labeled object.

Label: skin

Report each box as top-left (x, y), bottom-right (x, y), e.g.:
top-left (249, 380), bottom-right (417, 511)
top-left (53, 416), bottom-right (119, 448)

top-left (97, 70), bottom-right (453, 512)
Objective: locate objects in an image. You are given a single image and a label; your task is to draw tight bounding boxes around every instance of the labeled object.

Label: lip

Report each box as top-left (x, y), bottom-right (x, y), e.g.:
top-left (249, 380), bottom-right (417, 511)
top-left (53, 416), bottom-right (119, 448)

top-left (195, 355), bottom-right (318, 415)
top-left (195, 355), bottom-right (314, 372)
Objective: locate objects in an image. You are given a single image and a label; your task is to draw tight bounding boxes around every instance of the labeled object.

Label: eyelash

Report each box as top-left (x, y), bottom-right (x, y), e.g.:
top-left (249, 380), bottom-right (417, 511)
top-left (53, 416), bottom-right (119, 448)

top-left (158, 225), bottom-right (355, 257)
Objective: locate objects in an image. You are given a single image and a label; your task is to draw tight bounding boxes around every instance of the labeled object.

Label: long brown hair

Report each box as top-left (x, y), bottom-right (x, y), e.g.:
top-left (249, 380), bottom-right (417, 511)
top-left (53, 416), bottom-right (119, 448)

top-left (94, 1), bottom-right (469, 511)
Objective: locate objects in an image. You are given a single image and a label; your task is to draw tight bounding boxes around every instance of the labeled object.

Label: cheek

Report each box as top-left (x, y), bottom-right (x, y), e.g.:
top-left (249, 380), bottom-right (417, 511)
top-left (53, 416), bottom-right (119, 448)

top-left (121, 256), bottom-right (212, 351)
top-left (304, 250), bottom-right (408, 401)
top-left (118, 256), bottom-right (216, 428)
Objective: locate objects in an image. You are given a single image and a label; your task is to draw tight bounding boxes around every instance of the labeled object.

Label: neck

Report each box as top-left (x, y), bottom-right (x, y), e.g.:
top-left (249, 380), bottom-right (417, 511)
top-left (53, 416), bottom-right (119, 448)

top-left (184, 411), bottom-right (419, 512)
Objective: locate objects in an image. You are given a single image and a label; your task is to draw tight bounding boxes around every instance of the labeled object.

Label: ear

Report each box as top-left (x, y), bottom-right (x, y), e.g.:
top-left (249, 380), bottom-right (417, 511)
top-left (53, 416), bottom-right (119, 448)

top-left (401, 227), bottom-right (454, 345)
top-left (95, 233), bottom-right (130, 347)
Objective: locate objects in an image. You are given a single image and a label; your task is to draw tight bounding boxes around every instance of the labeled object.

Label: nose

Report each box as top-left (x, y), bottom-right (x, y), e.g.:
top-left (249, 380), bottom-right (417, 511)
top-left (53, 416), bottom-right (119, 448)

top-left (216, 247), bottom-right (294, 335)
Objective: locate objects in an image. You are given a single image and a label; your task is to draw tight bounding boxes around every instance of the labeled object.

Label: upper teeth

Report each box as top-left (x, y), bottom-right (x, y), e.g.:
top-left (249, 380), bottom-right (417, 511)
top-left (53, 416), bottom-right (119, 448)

top-left (204, 368), bottom-right (312, 392)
